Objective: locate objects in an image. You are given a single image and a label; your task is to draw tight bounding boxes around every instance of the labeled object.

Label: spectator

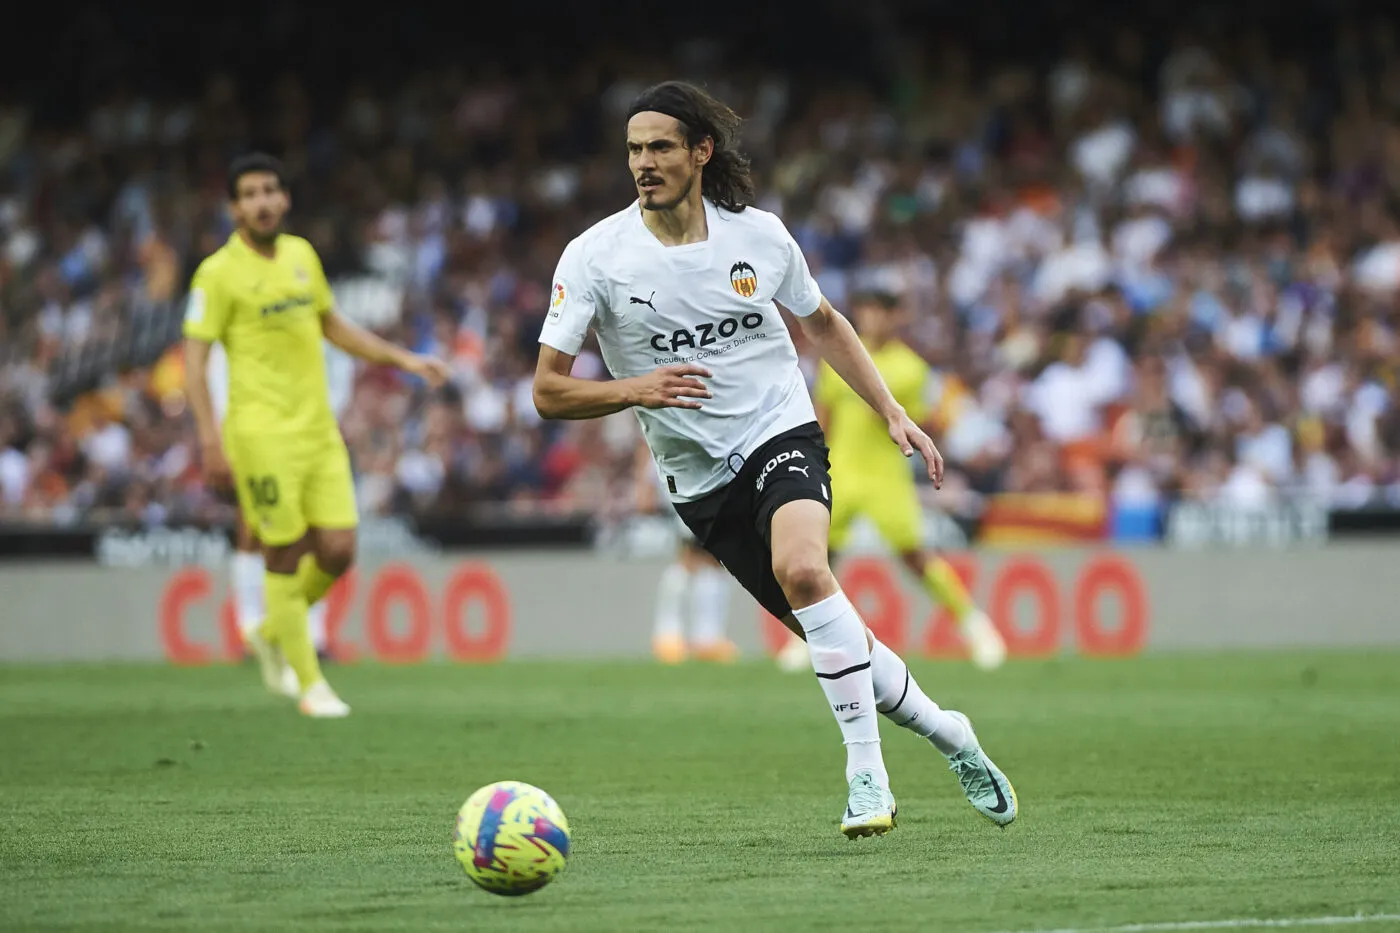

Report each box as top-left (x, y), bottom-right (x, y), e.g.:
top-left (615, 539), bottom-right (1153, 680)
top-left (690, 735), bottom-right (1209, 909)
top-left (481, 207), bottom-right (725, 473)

top-left (1, 9), bottom-right (1398, 530)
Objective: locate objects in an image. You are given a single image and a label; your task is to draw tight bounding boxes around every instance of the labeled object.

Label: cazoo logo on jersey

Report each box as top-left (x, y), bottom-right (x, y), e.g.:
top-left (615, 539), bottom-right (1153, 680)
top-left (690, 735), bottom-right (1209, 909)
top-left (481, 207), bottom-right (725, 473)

top-left (755, 449), bottom-right (807, 493)
top-left (649, 312), bottom-right (766, 354)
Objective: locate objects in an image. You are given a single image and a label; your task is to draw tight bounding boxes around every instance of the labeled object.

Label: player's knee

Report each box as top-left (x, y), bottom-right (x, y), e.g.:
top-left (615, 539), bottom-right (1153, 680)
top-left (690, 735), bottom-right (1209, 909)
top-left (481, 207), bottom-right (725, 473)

top-left (314, 531), bottom-right (356, 577)
top-left (317, 544), bottom-right (354, 577)
top-left (773, 553), bottom-right (835, 609)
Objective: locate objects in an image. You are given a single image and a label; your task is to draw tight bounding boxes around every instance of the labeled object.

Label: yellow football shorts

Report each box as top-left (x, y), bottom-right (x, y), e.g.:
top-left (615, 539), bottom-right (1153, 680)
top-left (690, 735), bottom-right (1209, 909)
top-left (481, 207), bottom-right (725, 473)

top-left (226, 428), bottom-right (359, 547)
top-left (828, 469), bottom-right (924, 554)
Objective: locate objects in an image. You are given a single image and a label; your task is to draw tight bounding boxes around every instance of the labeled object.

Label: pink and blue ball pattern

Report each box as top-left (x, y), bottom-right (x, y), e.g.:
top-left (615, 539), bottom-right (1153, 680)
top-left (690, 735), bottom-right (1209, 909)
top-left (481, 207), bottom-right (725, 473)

top-left (453, 781), bottom-right (571, 897)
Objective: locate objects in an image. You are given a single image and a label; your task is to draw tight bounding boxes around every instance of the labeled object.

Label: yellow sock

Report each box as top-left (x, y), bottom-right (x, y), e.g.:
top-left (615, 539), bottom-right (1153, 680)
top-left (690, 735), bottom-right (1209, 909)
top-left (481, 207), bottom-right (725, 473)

top-left (923, 557), bottom-right (976, 625)
top-left (297, 553), bottom-right (339, 607)
top-left (264, 570), bottom-right (322, 693)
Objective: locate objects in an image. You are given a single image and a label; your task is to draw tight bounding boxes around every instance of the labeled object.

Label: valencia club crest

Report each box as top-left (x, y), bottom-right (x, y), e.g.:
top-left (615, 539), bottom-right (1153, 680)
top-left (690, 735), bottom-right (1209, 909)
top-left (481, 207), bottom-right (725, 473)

top-left (729, 261), bottom-right (758, 298)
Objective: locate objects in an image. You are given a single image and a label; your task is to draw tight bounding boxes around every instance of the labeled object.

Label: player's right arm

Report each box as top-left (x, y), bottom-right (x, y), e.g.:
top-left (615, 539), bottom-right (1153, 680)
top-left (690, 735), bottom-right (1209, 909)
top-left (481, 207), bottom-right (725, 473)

top-left (533, 238), bottom-right (712, 420)
top-left (532, 348), bottom-right (713, 419)
top-left (182, 266), bottom-right (233, 489)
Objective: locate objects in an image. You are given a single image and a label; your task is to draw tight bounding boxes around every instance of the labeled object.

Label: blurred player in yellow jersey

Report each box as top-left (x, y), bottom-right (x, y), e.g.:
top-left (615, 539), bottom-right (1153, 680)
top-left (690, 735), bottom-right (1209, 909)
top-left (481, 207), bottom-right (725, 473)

top-left (632, 439), bottom-right (736, 664)
top-left (183, 153), bottom-right (449, 717)
top-left (210, 336), bottom-right (354, 683)
top-left (777, 292), bottom-right (1006, 672)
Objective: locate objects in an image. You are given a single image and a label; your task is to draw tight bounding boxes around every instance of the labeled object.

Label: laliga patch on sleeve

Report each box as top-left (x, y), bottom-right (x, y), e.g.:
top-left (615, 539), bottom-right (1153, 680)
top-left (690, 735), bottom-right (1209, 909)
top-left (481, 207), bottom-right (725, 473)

top-left (549, 281), bottom-right (567, 319)
top-left (184, 288), bottom-right (206, 324)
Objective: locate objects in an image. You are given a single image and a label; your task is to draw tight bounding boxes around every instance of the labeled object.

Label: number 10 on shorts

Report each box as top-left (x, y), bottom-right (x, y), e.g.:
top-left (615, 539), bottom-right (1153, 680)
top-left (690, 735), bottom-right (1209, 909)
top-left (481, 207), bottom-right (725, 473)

top-left (247, 475), bottom-right (280, 508)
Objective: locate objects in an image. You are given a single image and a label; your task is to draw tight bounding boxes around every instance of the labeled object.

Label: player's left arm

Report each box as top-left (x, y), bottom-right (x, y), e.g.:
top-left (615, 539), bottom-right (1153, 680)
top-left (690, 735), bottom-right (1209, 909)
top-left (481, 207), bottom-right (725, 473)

top-left (770, 220), bottom-right (942, 485)
top-left (797, 301), bottom-right (942, 486)
top-left (304, 243), bottom-right (449, 386)
top-left (321, 311), bottom-right (448, 386)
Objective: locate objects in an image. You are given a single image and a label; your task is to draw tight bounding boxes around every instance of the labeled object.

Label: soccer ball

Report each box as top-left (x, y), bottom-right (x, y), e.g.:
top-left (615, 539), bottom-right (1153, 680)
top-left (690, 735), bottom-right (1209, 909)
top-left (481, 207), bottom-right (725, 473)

top-left (452, 781), bottom-right (571, 896)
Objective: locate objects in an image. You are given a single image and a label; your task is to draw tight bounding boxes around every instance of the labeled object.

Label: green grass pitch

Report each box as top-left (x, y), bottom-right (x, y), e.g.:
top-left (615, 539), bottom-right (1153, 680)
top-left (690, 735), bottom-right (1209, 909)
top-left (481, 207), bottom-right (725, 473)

top-left (2, 652), bottom-right (1398, 933)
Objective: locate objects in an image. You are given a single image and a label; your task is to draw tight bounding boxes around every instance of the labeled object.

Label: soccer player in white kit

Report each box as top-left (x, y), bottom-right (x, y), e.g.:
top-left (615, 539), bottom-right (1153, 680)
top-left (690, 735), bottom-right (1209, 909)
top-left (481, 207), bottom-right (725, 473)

top-left (533, 81), bottom-right (1018, 838)
top-left (208, 339), bottom-right (351, 694)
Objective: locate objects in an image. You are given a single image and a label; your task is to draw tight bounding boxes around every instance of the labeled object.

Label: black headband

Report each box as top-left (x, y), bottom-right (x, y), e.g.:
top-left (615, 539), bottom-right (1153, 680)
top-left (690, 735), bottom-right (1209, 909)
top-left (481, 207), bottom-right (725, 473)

top-left (626, 102), bottom-right (692, 127)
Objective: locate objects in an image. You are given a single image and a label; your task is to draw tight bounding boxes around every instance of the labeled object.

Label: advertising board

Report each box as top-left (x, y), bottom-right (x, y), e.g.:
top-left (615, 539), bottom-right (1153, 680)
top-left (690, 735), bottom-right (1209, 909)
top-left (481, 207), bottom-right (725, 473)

top-left (2, 543), bottom-right (1396, 663)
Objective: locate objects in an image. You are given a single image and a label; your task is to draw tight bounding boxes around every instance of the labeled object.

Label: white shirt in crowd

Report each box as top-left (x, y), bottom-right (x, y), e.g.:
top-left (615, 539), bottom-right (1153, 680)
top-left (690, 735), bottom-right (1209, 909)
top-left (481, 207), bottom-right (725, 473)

top-left (1072, 120), bottom-right (1136, 189)
top-left (1236, 423), bottom-right (1294, 484)
top-left (1112, 213), bottom-right (1172, 271)
top-left (1217, 463), bottom-right (1274, 508)
top-left (1234, 175), bottom-right (1294, 222)
top-left (0, 446), bottom-right (27, 506)
top-left (1026, 361), bottom-right (1101, 443)
top-left (1352, 240), bottom-right (1400, 294)
top-left (1081, 336), bottom-right (1132, 404)
top-left (539, 198), bottom-right (823, 501)
top-left (1031, 239), bottom-right (1112, 306)
top-left (84, 421), bottom-right (132, 473)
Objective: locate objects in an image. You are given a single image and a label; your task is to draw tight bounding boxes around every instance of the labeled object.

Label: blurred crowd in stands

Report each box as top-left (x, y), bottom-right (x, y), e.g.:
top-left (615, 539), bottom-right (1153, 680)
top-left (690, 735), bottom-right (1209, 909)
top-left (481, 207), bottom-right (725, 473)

top-left (2, 7), bottom-right (1399, 530)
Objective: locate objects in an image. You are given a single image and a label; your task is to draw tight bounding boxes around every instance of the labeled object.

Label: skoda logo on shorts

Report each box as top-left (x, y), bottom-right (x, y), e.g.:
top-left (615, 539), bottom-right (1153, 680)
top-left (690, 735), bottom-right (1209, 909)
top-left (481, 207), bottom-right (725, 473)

top-left (730, 261), bottom-right (758, 298)
top-left (755, 449), bottom-right (805, 493)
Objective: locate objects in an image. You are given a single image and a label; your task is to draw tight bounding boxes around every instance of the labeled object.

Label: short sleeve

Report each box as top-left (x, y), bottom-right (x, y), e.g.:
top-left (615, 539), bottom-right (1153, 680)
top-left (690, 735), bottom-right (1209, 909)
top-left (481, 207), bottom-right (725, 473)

top-left (304, 242), bottom-right (334, 315)
top-left (539, 239), bottom-right (599, 356)
top-left (771, 220), bottom-right (822, 318)
top-left (182, 262), bottom-right (231, 343)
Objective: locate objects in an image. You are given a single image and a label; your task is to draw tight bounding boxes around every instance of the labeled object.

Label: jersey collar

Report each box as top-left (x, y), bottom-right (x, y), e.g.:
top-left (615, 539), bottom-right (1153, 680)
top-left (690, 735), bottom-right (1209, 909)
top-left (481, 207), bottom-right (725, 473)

top-left (229, 230), bottom-right (282, 261)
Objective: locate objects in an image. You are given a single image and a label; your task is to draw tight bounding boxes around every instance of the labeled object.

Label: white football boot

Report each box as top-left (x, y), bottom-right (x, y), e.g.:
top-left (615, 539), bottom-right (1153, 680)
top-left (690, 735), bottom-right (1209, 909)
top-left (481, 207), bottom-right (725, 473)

top-left (775, 633), bottom-right (809, 673)
top-left (961, 610), bottom-right (1007, 671)
top-left (840, 770), bottom-right (898, 839)
top-left (298, 680), bottom-right (351, 719)
top-left (245, 629), bottom-right (299, 698)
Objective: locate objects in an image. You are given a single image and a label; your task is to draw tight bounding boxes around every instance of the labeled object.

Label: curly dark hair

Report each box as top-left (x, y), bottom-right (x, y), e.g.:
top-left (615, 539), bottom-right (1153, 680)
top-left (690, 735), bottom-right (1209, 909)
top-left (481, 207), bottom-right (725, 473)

top-left (626, 81), bottom-right (755, 213)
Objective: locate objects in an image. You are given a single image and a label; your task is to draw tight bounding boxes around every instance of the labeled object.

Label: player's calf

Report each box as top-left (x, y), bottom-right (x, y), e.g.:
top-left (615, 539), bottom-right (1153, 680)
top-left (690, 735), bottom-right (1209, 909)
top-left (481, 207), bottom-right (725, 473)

top-left (262, 533), bottom-right (351, 712)
top-left (772, 501), bottom-right (891, 828)
top-left (294, 527), bottom-right (356, 608)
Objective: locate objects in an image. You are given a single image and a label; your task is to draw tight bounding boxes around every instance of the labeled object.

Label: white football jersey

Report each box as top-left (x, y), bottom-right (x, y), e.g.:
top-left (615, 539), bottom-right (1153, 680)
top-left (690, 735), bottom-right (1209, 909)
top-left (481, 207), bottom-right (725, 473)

top-left (540, 199), bottom-right (823, 501)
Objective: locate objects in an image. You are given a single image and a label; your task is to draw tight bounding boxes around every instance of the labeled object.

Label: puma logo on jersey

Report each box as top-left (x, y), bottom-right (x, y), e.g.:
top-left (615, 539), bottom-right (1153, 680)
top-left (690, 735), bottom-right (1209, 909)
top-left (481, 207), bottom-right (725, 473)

top-left (789, 465), bottom-right (809, 477)
top-left (630, 291), bottom-right (657, 312)
top-left (755, 449), bottom-right (804, 493)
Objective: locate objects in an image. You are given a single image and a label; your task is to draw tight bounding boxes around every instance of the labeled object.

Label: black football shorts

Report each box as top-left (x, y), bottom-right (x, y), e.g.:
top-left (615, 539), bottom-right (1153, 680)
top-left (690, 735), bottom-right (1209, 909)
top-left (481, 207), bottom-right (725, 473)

top-left (673, 422), bottom-right (833, 620)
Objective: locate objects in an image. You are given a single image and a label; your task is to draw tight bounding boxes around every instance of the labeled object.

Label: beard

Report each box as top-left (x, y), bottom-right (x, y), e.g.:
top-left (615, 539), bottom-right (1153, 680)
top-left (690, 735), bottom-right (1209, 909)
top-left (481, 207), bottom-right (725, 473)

top-left (641, 171), bottom-right (696, 212)
top-left (246, 222), bottom-right (280, 246)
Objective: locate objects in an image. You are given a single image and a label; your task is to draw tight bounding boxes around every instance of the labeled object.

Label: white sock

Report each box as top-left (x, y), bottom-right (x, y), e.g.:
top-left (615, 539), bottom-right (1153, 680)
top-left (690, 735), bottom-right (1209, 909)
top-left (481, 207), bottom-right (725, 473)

top-left (689, 566), bottom-right (730, 645)
top-left (653, 563), bottom-right (690, 640)
top-left (230, 551), bottom-right (265, 637)
top-left (869, 637), bottom-right (971, 756)
top-left (792, 590), bottom-right (886, 786)
top-left (307, 600), bottom-right (328, 653)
